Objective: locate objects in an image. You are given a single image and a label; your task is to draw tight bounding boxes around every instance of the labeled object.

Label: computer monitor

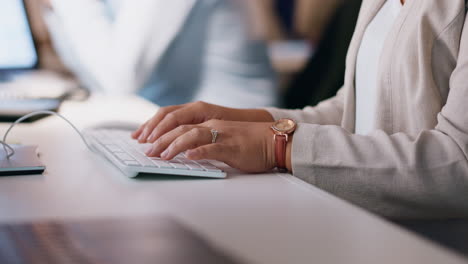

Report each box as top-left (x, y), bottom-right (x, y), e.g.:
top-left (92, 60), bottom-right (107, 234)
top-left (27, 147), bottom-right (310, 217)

top-left (0, 0), bottom-right (38, 72)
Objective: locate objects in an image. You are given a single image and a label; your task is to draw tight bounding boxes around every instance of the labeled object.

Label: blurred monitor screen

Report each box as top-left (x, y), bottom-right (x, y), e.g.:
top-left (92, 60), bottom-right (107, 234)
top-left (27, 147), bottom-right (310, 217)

top-left (0, 0), bottom-right (38, 70)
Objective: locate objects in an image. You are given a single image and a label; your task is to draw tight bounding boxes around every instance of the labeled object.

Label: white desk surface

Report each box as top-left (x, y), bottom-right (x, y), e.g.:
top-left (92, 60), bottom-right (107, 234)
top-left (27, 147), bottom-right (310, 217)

top-left (0, 95), bottom-right (466, 264)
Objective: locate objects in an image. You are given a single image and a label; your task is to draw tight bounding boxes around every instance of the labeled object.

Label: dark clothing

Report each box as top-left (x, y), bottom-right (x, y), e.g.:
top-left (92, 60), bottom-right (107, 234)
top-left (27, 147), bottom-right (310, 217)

top-left (283, 0), bottom-right (362, 108)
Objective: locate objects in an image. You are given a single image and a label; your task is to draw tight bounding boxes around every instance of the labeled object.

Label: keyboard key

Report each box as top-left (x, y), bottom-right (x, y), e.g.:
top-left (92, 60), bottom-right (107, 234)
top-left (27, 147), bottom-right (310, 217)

top-left (196, 161), bottom-right (222, 172)
top-left (168, 159), bottom-right (189, 170)
top-left (105, 144), bottom-right (124, 153)
top-left (136, 145), bottom-right (152, 154)
top-left (196, 160), bottom-right (210, 166)
top-left (124, 160), bottom-right (140, 166)
top-left (114, 153), bottom-right (136, 161)
top-left (185, 164), bottom-right (205, 171)
top-left (133, 155), bottom-right (156, 167)
top-left (99, 131), bottom-right (115, 140)
top-left (151, 159), bottom-right (173, 169)
top-left (94, 134), bottom-right (113, 144)
top-left (202, 167), bottom-right (222, 172)
top-left (178, 158), bottom-right (204, 171)
top-left (125, 140), bottom-right (152, 154)
top-left (122, 146), bottom-right (156, 167)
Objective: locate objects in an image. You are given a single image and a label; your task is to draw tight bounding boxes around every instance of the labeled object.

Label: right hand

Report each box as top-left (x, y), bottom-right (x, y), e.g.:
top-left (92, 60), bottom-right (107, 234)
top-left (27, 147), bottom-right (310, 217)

top-left (131, 101), bottom-right (273, 143)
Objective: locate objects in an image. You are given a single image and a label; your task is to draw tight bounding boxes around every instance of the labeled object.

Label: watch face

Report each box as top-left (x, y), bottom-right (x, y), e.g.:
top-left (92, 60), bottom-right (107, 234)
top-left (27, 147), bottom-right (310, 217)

top-left (273, 119), bottom-right (296, 133)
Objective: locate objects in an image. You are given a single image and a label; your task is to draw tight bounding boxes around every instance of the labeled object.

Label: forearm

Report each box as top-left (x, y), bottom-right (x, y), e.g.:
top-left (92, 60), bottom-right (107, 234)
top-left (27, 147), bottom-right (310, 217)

top-left (289, 121), bottom-right (468, 219)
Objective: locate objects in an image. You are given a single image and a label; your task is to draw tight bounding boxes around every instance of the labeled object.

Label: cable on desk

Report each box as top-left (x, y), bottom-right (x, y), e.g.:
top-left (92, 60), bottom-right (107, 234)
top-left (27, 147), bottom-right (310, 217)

top-left (1, 110), bottom-right (94, 159)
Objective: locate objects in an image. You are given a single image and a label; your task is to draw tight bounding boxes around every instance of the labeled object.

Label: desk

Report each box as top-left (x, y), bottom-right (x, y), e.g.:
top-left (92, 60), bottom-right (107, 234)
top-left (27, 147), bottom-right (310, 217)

top-left (0, 95), bottom-right (466, 264)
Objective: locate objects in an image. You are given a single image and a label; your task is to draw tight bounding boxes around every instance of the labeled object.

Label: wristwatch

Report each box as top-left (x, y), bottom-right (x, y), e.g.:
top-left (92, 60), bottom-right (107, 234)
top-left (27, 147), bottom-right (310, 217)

top-left (271, 119), bottom-right (296, 172)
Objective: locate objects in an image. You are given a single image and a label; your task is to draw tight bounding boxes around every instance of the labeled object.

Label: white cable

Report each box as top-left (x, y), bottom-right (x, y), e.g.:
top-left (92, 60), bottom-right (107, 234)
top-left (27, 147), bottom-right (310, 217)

top-left (0, 140), bottom-right (15, 157)
top-left (1, 110), bottom-right (94, 159)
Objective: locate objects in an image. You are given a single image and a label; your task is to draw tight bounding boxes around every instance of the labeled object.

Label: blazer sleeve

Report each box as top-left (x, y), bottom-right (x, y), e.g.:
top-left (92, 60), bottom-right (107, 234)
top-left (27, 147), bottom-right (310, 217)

top-left (44, 0), bottom-right (195, 94)
top-left (264, 86), bottom-right (345, 125)
top-left (288, 20), bottom-right (468, 219)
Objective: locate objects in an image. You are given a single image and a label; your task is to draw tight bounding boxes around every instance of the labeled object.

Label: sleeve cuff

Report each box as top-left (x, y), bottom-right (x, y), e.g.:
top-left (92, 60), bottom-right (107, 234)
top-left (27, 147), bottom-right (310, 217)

top-left (263, 107), bottom-right (307, 122)
top-left (290, 123), bottom-right (320, 185)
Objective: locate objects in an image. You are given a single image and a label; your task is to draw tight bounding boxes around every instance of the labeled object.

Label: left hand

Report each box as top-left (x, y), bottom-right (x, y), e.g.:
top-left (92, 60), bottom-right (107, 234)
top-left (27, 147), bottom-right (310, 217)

top-left (145, 119), bottom-right (276, 173)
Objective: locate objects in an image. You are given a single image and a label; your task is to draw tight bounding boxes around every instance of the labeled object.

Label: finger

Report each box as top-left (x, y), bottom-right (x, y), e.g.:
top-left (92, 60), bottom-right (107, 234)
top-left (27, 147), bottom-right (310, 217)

top-left (137, 105), bottom-right (184, 143)
top-left (145, 105), bottom-right (204, 143)
top-left (145, 125), bottom-right (195, 157)
top-left (131, 120), bottom-right (148, 139)
top-left (159, 128), bottom-right (213, 160)
top-left (186, 143), bottom-right (232, 163)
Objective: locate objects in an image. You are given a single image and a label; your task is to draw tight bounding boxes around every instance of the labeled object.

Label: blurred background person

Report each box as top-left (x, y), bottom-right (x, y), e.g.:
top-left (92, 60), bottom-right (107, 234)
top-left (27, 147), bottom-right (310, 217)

top-left (282, 0), bottom-right (362, 109)
top-left (247, 0), bottom-right (341, 44)
top-left (24, 0), bottom-right (69, 74)
top-left (39, 0), bottom-right (277, 108)
top-left (245, 0), bottom-right (359, 110)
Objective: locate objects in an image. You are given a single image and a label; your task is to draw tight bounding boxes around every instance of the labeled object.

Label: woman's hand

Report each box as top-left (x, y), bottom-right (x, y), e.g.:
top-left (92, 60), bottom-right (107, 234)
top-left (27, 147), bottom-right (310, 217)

top-left (132, 101), bottom-right (273, 144)
top-left (145, 119), bottom-right (276, 173)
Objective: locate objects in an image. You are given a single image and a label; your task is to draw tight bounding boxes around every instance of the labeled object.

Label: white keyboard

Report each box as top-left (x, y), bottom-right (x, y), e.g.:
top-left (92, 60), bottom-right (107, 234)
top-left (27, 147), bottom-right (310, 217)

top-left (83, 129), bottom-right (226, 178)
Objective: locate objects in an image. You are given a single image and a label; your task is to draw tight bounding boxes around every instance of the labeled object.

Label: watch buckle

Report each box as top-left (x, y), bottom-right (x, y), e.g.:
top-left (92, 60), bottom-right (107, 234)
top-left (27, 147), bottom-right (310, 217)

top-left (273, 133), bottom-right (288, 141)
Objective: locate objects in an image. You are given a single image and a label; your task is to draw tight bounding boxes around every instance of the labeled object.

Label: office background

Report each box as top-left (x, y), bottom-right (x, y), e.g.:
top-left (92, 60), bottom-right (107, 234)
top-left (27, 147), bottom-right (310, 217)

top-left (0, 0), bottom-right (467, 262)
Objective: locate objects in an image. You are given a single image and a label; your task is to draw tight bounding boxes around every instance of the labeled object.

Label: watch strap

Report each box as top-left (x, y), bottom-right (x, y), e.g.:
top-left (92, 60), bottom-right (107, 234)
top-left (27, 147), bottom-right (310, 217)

top-left (274, 134), bottom-right (287, 172)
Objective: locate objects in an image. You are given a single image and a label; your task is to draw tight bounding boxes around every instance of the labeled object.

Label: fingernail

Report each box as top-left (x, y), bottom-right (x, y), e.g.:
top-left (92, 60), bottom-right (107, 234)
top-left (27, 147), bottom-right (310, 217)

top-left (145, 148), bottom-right (153, 156)
top-left (139, 134), bottom-right (147, 143)
top-left (161, 149), bottom-right (169, 159)
top-left (186, 149), bottom-right (197, 159)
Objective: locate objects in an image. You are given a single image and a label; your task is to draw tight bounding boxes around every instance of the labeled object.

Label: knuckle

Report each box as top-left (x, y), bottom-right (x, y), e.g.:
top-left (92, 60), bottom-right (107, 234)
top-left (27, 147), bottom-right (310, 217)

top-left (158, 106), bottom-right (170, 114)
top-left (177, 125), bottom-right (189, 132)
top-left (204, 119), bottom-right (215, 126)
top-left (165, 113), bottom-right (177, 123)
top-left (194, 101), bottom-right (208, 110)
top-left (154, 136), bottom-right (165, 145)
top-left (197, 147), bottom-right (208, 156)
top-left (170, 139), bottom-right (181, 150)
top-left (207, 119), bottom-right (221, 127)
top-left (153, 140), bottom-right (161, 148)
top-left (190, 128), bottom-right (202, 137)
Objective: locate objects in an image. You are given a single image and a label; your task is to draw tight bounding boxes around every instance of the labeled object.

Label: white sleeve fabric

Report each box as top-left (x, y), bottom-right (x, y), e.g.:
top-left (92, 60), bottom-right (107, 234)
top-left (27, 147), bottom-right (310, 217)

top-left (44, 0), bottom-right (196, 94)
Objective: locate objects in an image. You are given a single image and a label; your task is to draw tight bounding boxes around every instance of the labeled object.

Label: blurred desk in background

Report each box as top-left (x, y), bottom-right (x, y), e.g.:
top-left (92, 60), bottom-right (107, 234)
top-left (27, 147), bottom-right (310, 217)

top-left (0, 95), bottom-right (466, 264)
top-left (0, 70), bottom-right (82, 121)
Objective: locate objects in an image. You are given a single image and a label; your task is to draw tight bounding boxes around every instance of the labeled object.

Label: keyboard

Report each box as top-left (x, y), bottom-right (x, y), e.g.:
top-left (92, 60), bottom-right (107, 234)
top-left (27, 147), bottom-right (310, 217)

top-left (83, 129), bottom-right (226, 178)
